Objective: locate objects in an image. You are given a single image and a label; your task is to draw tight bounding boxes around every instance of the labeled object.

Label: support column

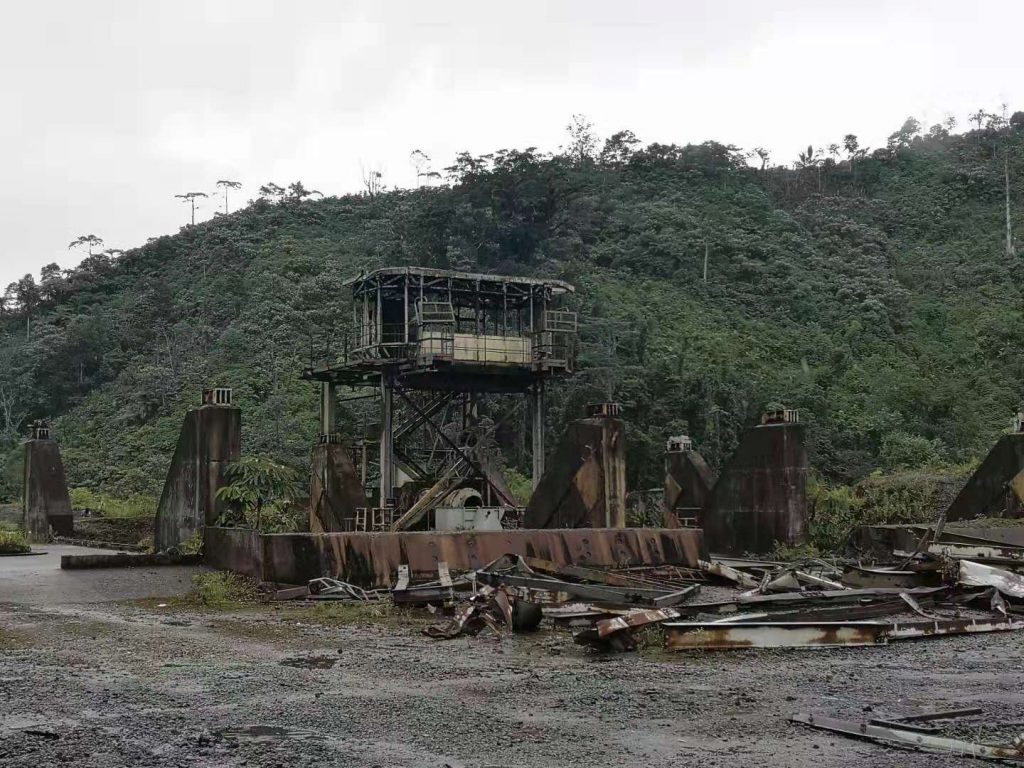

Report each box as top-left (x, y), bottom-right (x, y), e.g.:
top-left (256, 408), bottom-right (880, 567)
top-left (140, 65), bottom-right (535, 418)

top-left (380, 375), bottom-right (394, 505)
top-left (531, 381), bottom-right (545, 489)
top-left (319, 382), bottom-right (336, 436)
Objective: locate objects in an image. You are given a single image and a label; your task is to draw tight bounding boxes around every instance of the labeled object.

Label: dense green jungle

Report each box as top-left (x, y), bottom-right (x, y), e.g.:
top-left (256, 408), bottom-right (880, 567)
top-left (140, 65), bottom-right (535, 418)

top-left (4, 111), bottom-right (1024, 545)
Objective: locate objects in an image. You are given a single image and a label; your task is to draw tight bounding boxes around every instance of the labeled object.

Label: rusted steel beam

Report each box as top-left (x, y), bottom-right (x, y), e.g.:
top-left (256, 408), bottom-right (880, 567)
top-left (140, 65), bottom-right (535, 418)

top-left (791, 713), bottom-right (1024, 763)
top-left (221, 527), bottom-right (703, 588)
top-left (664, 617), bottom-right (1024, 650)
top-left (523, 557), bottom-right (675, 590)
top-left (841, 565), bottom-right (940, 589)
top-left (675, 586), bottom-right (946, 617)
top-left (665, 621), bottom-right (887, 649)
top-left (896, 707), bottom-right (985, 723)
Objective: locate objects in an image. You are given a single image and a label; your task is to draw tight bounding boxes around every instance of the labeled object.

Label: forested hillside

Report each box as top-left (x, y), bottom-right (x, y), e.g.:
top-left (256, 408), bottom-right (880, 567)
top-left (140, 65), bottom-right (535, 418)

top-left (3, 112), bottom-right (1024, 508)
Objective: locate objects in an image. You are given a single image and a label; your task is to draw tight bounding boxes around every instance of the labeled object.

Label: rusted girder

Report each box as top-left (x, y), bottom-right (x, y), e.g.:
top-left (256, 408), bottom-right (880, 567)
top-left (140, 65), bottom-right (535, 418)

top-left (791, 712), bottom-right (1024, 763)
top-left (663, 617), bottom-right (1024, 651)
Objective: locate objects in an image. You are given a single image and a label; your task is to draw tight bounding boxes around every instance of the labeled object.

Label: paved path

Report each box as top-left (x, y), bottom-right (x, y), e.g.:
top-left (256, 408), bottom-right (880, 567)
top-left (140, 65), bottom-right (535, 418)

top-left (0, 544), bottom-right (205, 604)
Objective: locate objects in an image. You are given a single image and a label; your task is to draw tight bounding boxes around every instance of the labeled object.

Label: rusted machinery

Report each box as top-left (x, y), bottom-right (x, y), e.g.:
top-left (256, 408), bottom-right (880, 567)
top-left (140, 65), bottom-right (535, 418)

top-left (303, 267), bottom-right (578, 532)
top-left (22, 419), bottom-right (73, 539)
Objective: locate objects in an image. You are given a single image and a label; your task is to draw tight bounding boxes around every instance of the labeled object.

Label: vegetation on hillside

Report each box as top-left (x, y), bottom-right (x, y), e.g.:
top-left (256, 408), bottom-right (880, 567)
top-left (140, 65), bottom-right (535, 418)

top-left (2, 109), bottom-right (1024, 517)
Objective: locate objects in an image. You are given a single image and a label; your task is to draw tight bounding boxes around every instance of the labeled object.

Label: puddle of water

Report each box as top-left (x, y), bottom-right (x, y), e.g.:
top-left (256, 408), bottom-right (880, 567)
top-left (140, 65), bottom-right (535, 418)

top-left (279, 655), bottom-right (338, 669)
top-left (217, 725), bottom-right (323, 743)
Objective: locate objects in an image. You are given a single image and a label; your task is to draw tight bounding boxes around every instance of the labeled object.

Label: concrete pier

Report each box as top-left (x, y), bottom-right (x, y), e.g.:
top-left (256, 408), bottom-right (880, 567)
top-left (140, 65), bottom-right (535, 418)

top-left (153, 389), bottom-right (240, 550)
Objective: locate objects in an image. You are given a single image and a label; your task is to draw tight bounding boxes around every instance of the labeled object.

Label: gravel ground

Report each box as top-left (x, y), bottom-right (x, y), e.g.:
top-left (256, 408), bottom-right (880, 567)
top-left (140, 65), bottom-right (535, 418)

top-left (3, 586), bottom-right (1024, 768)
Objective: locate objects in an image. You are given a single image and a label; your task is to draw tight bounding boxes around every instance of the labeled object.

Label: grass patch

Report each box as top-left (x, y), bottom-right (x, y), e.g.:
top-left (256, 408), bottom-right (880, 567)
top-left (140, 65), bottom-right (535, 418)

top-left (0, 524), bottom-right (31, 554)
top-left (178, 572), bottom-right (259, 610)
top-left (285, 600), bottom-right (435, 629)
top-left (0, 627), bottom-right (28, 650)
top-left (69, 488), bottom-right (155, 518)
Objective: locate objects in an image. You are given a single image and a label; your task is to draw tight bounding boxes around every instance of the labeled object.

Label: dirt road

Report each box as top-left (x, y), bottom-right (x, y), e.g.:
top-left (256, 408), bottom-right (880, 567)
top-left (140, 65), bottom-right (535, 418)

top-left (2, 555), bottom-right (1023, 767)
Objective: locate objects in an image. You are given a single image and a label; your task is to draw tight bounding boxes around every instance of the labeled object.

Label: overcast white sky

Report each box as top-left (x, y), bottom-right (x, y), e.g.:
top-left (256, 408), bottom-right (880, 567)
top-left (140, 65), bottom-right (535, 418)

top-left (1, 0), bottom-right (1021, 287)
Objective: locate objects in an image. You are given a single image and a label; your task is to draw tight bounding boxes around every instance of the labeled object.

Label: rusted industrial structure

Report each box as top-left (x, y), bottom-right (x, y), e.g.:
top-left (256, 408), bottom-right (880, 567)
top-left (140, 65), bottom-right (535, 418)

top-left (205, 525), bottom-right (702, 587)
top-left (303, 267), bottom-right (578, 532)
top-left (662, 409), bottom-right (808, 555)
top-left (944, 413), bottom-right (1024, 522)
top-left (22, 419), bottom-right (73, 539)
top-left (524, 402), bottom-right (627, 528)
top-left (153, 388), bottom-right (241, 550)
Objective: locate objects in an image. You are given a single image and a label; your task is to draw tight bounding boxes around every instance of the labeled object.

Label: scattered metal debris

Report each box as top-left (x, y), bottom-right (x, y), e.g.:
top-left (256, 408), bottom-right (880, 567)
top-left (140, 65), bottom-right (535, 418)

top-left (308, 577), bottom-right (380, 601)
top-left (391, 563), bottom-right (458, 606)
top-left (422, 584), bottom-right (539, 639)
top-left (791, 711), bottom-right (1024, 762)
top-left (954, 559), bottom-right (1024, 599)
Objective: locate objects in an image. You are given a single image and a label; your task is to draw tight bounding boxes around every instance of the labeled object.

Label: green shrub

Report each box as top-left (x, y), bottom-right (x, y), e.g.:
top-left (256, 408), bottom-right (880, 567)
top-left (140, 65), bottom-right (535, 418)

top-left (807, 466), bottom-right (971, 552)
top-left (806, 475), bottom-right (864, 552)
top-left (505, 469), bottom-right (533, 506)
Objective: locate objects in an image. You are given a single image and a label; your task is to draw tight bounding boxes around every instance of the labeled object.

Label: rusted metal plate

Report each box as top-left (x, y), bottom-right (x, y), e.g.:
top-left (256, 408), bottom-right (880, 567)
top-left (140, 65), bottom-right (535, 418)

top-left (665, 617), bottom-right (1024, 650)
top-left (664, 621), bottom-right (887, 649)
top-left (957, 559), bottom-right (1024, 598)
top-left (207, 526), bottom-right (703, 588)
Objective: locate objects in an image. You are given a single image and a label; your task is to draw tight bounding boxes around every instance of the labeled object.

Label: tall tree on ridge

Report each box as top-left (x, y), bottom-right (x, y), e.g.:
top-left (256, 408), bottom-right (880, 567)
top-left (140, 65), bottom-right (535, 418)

top-left (68, 234), bottom-right (104, 256)
top-left (216, 180), bottom-right (242, 214)
top-left (175, 192), bottom-right (208, 225)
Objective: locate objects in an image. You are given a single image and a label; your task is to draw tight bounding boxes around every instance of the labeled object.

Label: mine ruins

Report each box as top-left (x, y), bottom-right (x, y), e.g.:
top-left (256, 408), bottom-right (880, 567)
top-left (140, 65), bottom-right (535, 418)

top-left (10, 266), bottom-right (1024, 766)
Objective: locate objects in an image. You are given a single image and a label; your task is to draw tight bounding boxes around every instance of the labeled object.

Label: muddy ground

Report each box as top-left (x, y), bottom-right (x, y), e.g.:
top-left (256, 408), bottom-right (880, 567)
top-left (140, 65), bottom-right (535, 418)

top-left (2, 556), bottom-right (1024, 767)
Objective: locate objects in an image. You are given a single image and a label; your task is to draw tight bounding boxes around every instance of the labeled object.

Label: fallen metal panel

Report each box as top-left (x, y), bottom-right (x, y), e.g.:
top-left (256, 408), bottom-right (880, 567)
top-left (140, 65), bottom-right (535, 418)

top-left (699, 559), bottom-right (760, 588)
top-left (790, 713), bottom-right (1024, 762)
top-left (885, 617), bottom-right (1024, 640)
top-left (841, 565), bottom-right (939, 589)
top-left (665, 617), bottom-right (1023, 650)
top-left (930, 543), bottom-right (1024, 565)
top-left (597, 607), bottom-right (685, 638)
top-left (957, 559), bottom-right (1024, 598)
